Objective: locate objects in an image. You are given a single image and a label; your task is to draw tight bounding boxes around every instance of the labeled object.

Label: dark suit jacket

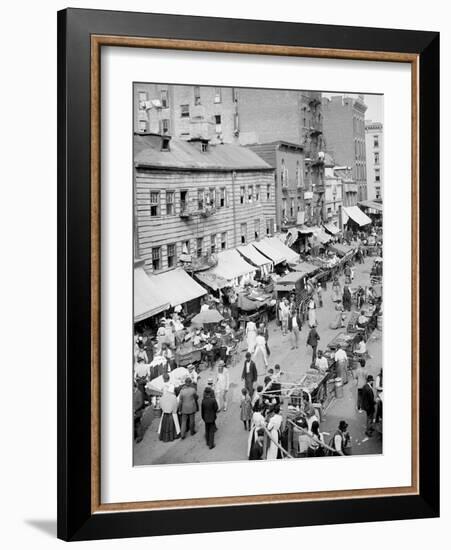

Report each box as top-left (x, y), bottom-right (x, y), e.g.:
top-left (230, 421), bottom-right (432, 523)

top-left (361, 383), bottom-right (375, 414)
top-left (201, 396), bottom-right (219, 424)
top-left (307, 329), bottom-right (320, 347)
top-left (178, 385), bottom-right (198, 415)
top-left (241, 360), bottom-right (258, 382)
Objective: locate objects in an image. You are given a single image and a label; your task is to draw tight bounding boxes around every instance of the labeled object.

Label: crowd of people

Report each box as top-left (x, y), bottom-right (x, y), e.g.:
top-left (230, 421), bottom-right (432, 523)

top-left (134, 230), bottom-right (383, 461)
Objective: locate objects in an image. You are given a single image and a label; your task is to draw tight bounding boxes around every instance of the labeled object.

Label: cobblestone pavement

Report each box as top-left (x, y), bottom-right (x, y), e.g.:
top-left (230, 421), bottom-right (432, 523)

top-left (134, 255), bottom-right (382, 466)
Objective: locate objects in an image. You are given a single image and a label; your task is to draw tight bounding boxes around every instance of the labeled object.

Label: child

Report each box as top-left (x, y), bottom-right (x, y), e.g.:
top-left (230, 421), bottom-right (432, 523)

top-left (240, 388), bottom-right (253, 430)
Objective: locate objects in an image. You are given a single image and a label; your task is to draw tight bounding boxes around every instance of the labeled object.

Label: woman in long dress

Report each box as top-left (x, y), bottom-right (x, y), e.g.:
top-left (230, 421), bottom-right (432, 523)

top-left (307, 299), bottom-right (317, 328)
top-left (329, 303), bottom-right (346, 330)
top-left (158, 385), bottom-right (180, 442)
top-left (266, 404), bottom-right (283, 460)
top-left (246, 320), bottom-right (257, 353)
top-left (331, 277), bottom-right (341, 303)
top-left (252, 330), bottom-right (268, 376)
top-left (247, 403), bottom-right (266, 458)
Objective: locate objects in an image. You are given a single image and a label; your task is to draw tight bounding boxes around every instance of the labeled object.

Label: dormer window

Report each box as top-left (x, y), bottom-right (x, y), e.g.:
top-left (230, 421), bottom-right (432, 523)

top-left (161, 136), bottom-right (171, 151)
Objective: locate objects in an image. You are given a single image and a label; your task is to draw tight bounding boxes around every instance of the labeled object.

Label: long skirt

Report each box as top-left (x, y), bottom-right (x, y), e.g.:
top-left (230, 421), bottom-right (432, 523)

top-left (332, 287), bottom-right (341, 302)
top-left (253, 345), bottom-right (268, 376)
top-left (158, 413), bottom-right (180, 442)
top-left (267, 431), bottom-right (280, 460)
top-left (247, 329), bottom-right (257, 353)
top-left (308, 308), bottom-right (317, 328)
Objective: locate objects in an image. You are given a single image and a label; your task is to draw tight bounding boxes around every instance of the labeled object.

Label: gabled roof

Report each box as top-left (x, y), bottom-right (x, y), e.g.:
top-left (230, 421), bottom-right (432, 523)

top-left (134, 134), bottom-right (273, 171)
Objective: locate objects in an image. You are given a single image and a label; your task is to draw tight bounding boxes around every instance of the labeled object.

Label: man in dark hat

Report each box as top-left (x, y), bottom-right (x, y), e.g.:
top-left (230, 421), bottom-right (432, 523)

top-left (178, 377), bottom-right (198, 439)
top-left (330, 420), bottom-right (350, 456)
top-left (241, 352), bottom-right (257, 397)
top-left (361, 374), bottom-right (376, 436)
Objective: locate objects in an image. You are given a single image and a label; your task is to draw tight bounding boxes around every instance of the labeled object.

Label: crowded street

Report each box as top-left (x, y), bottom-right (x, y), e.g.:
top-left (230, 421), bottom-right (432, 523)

top-left (134, 252), bottom-right (382, 465)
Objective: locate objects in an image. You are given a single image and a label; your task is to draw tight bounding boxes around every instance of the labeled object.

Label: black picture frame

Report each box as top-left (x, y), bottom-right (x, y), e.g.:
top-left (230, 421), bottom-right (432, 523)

top-left (57, 8), bottom-right (439, 541)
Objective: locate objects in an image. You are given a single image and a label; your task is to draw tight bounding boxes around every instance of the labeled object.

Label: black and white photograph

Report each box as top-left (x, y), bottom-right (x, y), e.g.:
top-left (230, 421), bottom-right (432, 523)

top-left (133, 84), bottom-right (384, 466)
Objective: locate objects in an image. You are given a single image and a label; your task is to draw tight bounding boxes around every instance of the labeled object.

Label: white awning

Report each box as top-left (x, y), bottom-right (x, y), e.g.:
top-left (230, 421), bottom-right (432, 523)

top-left (267, 236), bottom-right (300, 264)
top-left (151, 267), bottom-right (207, 307)
top-left (323, 222), bottom-right (341, 235)
top-left (237, 244), bottom-right (273, 268)
top-left (196, 250), bottom-right (256, 290)
top-left (134, 267), bottom-right (170, 322)
top-left (343, 206), bottom-right (372, 226)
top-left (252, 238), bottom-right (286, 265)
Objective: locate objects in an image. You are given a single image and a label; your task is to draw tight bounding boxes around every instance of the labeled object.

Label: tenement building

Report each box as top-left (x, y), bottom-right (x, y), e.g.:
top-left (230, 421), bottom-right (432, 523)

top-left (322, 95), bottom-right (368, 201)
top-left (134, 85), bottom-right (327, 224)
top-left (134, 132), bottom-right (276, 275)
top-left (365, 121), bottom-right (383, 201)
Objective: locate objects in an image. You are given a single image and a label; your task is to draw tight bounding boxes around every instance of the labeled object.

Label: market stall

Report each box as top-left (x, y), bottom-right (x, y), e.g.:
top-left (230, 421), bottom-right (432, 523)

top-left (195, 249), bottom-right (256, 290)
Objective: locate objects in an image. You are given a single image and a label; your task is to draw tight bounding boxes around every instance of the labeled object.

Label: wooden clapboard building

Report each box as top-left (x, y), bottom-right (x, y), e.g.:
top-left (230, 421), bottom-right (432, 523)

top-left (134, 132), bottom-right (276, 275)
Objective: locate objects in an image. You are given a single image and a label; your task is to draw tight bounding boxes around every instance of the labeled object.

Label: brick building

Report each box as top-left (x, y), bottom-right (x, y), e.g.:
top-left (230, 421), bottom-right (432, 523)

top-left (245, 141), bottom-right (307, 231)
top-left (322, 95), bottom-right (368, 201)
top-left (365, 121), bottom-right (383, 201)
top-left (134, 133), bottom-right (275, 275)
top-left (134, 85), bottom-right (327, 224)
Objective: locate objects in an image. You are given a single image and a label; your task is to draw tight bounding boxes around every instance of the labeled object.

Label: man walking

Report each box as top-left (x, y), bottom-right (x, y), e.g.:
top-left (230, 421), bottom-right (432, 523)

top-left (361, 374), bottom-right (376, 436)
top-left (279, 298), bottom-right (290, 335)
top-left (201, 386), bottom-right (219, 449)
top-left (288, 308), bottom-right (302, 349)
top-left (306, 326), bottom-right (320, 366)
top-left (241, 352), bottom-right (258, 397)
top-left (178, 377), bottom-right (198, 439)
top-left (355, 358), bottom-right (368, 412)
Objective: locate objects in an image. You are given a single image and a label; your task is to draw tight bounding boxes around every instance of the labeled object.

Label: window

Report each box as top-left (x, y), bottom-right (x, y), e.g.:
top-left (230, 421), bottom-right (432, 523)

top-left (160, 90), bottom-right (168, 108)
top-left (281, 159), bottom-right (288, 187)
top-left (266, 219), bottom-right (274, 236)
top-left (198, 189), bottom-right (204, 210)
top-left (375, 168), bottom-right (381, 182)
top-left (290, 198), bottom-right (295, 218)
top-left (282, 198), bottom-right (287, 219)
top-left (138, 91), bottom-right (148, 103)
top-left (248, 185), bottom-right (253, 203)
top-left (240, 223), bottom-right (247, 244)
top-left (159, 118), bottom-right (170, 135)
top-left (138, 120), bottom-right (148, 132)
top-left (221, 232), bottom-right (227, 250)
top-left (240, 186), bottom-right (245, 204)
top-left (373, 135), bottom-right (379, 148)
top-left (254, 219), bottom-right (260, 240)
top-left (194, 86), bottom-right (201, 105)
top-left (167, 243), bottom-right (176, 268)
top-left (180, 190), bottom-right (188, 213)
top-left (374, 152), bottom-right (380, 165)
top-left (210, 234), bottom-right (217, 254)
top-left (215, 114), bottom-right (222, 134)
top-left (267, 183), bottom-right (271, 200)
top-left (214, 87), bottom-right (222, 103)
top-left (182, 240), bottom-right (190, 255)
top-left (181, 104), bottom-right (190, 118)
top-left (166, 191), bottom-right (174, 215)
top-left (152, 247), bottom-right (161, 271)
top-left (255, 185), bottom-right (260, 201)
top-left (150, 191), bottom-right (160, 217)
top-left (219, 187), bottom-right (227, 208)
top-left (375, 187), bottom-right (381, 200)
top-left (196, 237), bottom-right (203, 258)
top-left (296, 161), bottom-right (302, 187)
top-left (207, 188), bottom-right (216, 207)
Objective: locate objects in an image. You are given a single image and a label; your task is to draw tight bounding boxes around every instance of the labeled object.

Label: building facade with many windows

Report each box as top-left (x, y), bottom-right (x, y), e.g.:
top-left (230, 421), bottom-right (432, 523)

top-left (134, 133), bottom-right (276, 274)
top-left (245, 141), bottom-right (308, 231)
top-left (322, 95), bottom-right (368, 202)
top-left (365, 121), bottom-right (383, 201)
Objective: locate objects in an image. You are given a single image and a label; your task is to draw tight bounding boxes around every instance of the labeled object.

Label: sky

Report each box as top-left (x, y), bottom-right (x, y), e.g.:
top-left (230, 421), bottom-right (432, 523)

top-left (322, 92), bottom-right (383, 124)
